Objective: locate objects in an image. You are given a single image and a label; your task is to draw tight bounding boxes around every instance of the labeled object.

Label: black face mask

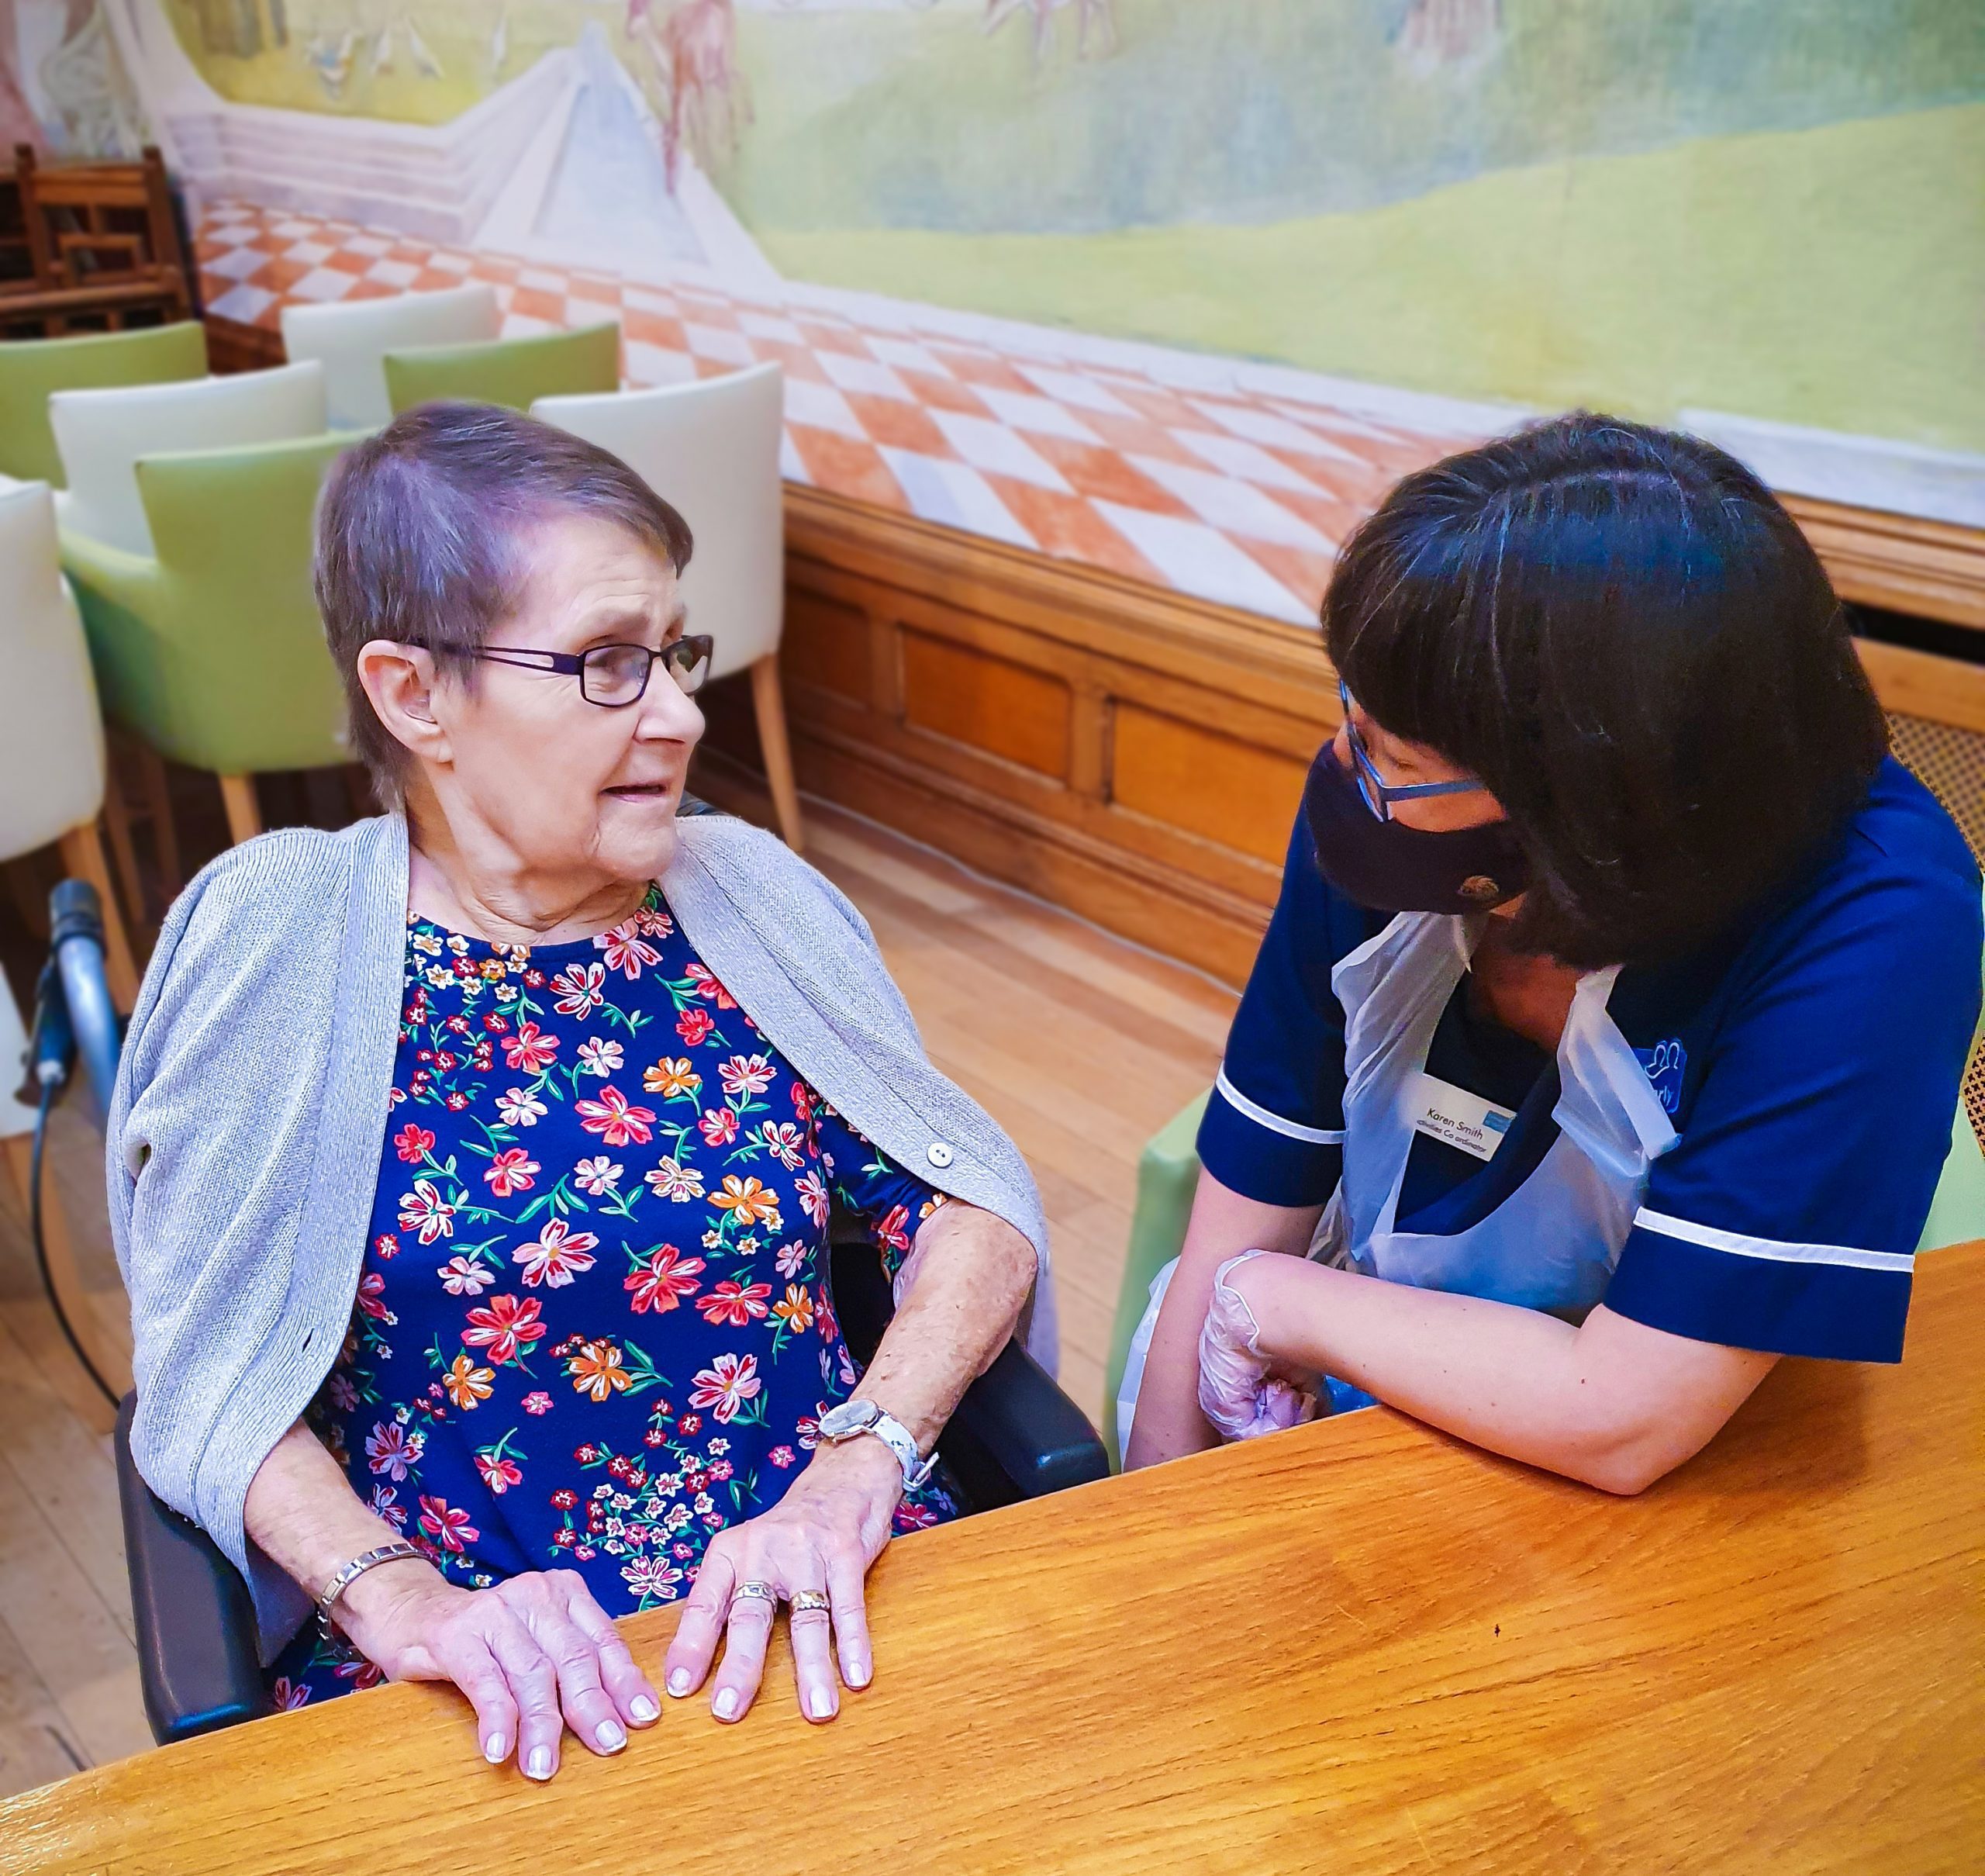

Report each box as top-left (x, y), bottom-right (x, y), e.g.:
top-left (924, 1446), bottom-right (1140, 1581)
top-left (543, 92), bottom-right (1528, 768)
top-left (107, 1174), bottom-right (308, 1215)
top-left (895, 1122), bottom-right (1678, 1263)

top-left (1302, 742), bottom-right (1529, 914)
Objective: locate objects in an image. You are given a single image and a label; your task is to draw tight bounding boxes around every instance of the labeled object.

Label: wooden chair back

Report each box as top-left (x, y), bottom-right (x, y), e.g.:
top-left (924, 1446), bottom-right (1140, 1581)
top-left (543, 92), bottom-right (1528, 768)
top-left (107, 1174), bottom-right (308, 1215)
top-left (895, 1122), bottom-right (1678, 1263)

top-left (0, 156), bottom-right (33, 292)
top-left (3, 143), bottom-right (190, 335)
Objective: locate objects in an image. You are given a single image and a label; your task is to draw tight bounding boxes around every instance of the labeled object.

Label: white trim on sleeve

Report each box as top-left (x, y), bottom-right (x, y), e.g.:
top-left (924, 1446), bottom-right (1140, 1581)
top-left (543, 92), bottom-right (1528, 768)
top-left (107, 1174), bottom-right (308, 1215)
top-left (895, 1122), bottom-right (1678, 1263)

top-left (1213, 1069), bottom-right (1345, 1147)
top-left (1632, 1207), bottom-right (1915, 1274)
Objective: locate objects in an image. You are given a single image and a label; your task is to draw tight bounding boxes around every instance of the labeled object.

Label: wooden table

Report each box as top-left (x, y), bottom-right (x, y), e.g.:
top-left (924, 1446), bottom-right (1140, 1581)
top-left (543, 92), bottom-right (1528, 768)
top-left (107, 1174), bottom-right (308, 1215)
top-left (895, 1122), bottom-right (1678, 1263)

top-left (9, 1246), bottom-right (1983, 1874)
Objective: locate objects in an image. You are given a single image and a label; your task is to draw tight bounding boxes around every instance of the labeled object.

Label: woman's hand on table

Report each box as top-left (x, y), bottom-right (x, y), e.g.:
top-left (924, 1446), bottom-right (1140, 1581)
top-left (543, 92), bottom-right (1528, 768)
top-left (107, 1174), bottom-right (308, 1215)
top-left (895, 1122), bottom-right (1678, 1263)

top-left (662, 1433), bottom-right (903, 1726)
top-left (337, 1559), bottom-right (661, 1780)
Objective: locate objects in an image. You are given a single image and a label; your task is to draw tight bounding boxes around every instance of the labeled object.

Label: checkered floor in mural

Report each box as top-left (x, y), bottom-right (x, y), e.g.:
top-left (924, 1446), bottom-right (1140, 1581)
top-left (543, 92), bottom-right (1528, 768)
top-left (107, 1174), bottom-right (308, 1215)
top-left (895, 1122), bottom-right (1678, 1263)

top-left (198, 201), bottom-right (1492, 627)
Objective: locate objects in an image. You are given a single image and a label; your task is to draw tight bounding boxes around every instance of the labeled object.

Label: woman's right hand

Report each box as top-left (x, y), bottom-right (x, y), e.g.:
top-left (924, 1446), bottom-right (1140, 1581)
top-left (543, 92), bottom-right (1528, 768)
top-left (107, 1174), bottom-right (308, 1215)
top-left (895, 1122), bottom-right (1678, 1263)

top-left (337, 1560), bottom-right (661, 1779)
top-left (1198, 1249), bottom-right (1320, 1439)
top-left (1123, 1171), bottom-right (1325, 1469)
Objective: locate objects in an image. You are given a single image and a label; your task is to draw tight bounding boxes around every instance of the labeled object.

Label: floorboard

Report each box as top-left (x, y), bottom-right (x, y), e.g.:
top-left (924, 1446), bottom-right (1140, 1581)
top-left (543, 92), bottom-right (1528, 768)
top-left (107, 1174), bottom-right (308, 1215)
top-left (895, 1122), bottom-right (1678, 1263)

top-left (0, 1609), bottom-right (90, 1795)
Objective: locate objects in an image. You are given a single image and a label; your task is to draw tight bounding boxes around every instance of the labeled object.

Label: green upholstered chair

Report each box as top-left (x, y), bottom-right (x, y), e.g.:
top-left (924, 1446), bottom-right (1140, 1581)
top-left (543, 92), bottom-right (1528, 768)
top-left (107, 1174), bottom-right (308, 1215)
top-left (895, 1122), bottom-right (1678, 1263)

top-left (1103, 913), bottom-right (1985, 1466)
top-left (1103, 1091), bottom-right (1209, 1467)
top-left (1918, 915), bottom-right (1985, 1250)
top-left (58, 431), bottom-right (356, 847)
top-left (383, 323), bottom-right (620, 415)
top-left (1918, 1097), bottom-right (1985, 1251)
top-left (0, 321), bottom-right (207, 486)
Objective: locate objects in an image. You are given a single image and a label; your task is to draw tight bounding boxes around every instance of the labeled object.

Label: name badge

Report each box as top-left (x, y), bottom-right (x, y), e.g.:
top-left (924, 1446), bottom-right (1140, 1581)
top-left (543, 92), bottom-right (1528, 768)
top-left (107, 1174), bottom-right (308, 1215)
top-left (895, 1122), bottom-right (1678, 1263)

top-left (1410, 1073), bottom-right (1517, 1163)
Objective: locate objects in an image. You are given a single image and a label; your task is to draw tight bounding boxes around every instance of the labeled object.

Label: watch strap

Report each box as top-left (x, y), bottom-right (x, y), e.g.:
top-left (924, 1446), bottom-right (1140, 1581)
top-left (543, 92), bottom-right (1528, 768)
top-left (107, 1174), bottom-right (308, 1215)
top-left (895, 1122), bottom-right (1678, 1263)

top-left (869, 1411), bottom-right (938, 1491)
top-left (830, 1402), bottom-right (936, 1491)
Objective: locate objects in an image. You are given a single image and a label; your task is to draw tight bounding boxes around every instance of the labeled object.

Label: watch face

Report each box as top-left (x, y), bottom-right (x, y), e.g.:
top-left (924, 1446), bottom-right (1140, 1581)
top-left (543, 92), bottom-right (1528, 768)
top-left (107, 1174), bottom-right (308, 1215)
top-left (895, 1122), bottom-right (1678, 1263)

top-left (818, 1400), bottom-right (879, 1439)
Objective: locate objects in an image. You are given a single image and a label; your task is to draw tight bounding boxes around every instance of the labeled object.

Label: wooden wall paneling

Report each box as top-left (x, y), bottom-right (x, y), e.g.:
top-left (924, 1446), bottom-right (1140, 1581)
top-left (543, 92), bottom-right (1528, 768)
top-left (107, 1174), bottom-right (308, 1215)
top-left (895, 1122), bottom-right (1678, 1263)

top-left (774, 492), bottom-right (1350, 978)
top-left (781, 726), bottom-right (1279, 985)
top-left (1109, 702), bottom-right (1313, 869)
top-left (867, 606), bottom-right (902, 719)
top-left (789, 557), bottom-right (1087, 804)
top-left (778, 585), bottom-right (870, 706)
top-left (785, 489), bottom-right (1334, 699)
top-left (202, 314), bottom-right (283, 373)
top-left (1067, 682), bottom-right (1110, 803)
top-left (775, 552), bottom-right (1313, 978)
top-left (1787, 496), bottom-right (1985, 631)
top-left (899, 631), bottom-right (1073, 780)
top-left (1855, 637), bottom-right (1985, 735)
top-left (806, 687), bottom-right (1076, 829)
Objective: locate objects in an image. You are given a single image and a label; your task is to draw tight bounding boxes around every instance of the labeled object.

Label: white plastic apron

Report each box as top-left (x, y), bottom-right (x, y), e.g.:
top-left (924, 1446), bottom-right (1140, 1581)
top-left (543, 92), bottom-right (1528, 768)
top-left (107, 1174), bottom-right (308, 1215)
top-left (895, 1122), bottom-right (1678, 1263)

top-left (1115, 911), bottom-right (1679, 1460)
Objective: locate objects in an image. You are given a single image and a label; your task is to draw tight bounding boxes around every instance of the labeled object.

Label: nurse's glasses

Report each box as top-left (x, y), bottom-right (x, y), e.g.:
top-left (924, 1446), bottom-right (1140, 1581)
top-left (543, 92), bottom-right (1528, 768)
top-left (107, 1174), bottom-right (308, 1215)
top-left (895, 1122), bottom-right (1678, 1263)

top-left (475, 634), bottom-right (715, 707)
top-left (1339, 681), bottom-right (1488, 822)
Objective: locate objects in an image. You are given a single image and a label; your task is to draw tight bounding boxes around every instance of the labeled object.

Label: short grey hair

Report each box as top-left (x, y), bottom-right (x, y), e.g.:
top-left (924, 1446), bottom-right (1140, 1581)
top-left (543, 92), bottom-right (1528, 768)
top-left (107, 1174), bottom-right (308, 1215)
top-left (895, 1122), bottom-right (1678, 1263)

top-left (315, 400), bottom-right (694, 803)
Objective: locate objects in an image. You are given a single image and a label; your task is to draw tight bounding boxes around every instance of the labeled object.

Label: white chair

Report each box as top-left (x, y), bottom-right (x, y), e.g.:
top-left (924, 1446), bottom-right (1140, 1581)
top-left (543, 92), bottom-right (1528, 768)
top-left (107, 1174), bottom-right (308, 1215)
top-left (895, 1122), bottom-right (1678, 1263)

top-left (0, 490), bottom-right (137, 1414)
top-left (282, 283), bottom-right (502, 430)
top-left (532, 363), bottom-right (803, 849)
top-left (49, 361), bottom-right (328, 558)
top-left (0, 475), bottom-right (142, 1016)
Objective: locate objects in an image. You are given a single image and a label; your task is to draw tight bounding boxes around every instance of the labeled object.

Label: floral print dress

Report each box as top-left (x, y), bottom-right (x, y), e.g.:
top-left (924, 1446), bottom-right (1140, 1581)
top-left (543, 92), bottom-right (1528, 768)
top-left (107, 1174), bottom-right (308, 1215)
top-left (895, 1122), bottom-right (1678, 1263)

top-left (268, 888), bottom-right (955, 1706)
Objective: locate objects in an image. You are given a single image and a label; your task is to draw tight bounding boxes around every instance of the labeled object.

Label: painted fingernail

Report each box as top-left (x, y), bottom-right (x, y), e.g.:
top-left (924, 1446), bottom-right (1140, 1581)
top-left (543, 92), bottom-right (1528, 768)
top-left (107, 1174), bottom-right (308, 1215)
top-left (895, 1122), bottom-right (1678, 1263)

top-left (596, 1719), bottom-right (627, 1752)
top-left (809, 1687), bottom-right (835, 1720)
top-left (848, 1657), bottom-right (872, 1688)
top-left (483, 1735), bottom-right (506, 1765)
top-left (713, 1687), bottom-right (740, 1721)
top-left (630, 1695), bottom-right (660, 1724)
top-left (667, 1669), bottom-right (691, 1697)
top-left (526, 1746), bottom-right (554, 1781)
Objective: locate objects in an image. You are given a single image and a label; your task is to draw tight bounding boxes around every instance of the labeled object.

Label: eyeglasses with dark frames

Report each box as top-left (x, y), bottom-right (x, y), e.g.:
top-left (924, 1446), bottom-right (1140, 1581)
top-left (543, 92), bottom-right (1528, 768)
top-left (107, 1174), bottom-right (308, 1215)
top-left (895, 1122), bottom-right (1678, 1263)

top-left (1338, 680), bottom-right (1487, 823)
top-left (474, 635), bottom-right (714, 707)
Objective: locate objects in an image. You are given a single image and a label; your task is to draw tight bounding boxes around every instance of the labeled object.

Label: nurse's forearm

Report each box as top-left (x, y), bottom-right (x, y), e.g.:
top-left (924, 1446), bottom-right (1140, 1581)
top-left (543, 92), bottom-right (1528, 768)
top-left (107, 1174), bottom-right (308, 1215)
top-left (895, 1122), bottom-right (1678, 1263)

top-left (858, 1199), bottom-right (1038, 1452)
top-left (1122, 1169), bottom-right (1323, 1470)
top-left (1239, 1257), bottom-right (1777, 1494)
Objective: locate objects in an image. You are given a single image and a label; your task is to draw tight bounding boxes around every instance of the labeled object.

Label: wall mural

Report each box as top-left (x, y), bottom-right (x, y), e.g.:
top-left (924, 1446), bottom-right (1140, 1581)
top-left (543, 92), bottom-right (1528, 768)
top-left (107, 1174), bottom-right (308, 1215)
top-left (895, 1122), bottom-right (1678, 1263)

top-left (6, 2), bottom-right (1980, 617)
top-left (3, 1), bottom-right (150, 154)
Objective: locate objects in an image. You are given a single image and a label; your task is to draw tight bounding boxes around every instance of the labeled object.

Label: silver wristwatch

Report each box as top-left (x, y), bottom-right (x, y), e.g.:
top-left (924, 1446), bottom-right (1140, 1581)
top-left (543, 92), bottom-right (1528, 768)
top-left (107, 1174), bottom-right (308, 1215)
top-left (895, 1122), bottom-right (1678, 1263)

top-left (816, 1397), bottom-right (936, 1490)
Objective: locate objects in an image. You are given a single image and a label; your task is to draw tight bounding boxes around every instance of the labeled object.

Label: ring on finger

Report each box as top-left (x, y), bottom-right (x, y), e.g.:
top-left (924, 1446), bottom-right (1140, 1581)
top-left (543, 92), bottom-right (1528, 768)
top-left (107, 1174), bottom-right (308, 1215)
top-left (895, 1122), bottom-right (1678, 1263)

top-left (789, 1590), bottom-right (831, 1616)
top-left (732, 1580), bottom-right (780, 1610)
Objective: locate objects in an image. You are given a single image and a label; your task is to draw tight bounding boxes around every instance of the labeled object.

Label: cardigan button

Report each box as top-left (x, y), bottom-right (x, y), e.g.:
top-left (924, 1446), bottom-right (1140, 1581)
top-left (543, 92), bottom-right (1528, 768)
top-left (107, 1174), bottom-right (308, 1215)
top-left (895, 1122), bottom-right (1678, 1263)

top-left (926, 1142), bottom-right (955, 1169)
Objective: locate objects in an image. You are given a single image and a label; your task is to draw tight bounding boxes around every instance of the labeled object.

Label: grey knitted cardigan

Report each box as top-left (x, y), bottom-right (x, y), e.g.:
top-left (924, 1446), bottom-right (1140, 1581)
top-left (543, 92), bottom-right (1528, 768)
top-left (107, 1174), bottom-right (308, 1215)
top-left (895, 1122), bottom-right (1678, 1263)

top-left (108, 810), bottom-right (1055, 1661)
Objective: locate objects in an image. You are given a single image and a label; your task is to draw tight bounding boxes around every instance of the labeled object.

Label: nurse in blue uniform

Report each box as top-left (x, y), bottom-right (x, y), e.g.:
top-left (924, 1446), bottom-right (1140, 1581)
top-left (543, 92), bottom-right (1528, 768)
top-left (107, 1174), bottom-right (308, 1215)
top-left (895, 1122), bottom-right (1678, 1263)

top-left (1121, 414), bottom-right (1981, 1491)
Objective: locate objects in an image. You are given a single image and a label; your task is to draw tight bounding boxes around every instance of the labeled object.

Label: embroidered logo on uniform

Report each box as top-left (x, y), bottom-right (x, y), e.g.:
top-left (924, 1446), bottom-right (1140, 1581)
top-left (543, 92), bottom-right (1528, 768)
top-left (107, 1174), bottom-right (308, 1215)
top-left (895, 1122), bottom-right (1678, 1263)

top-left (1635, 1038), bottom-right (1686, 1114)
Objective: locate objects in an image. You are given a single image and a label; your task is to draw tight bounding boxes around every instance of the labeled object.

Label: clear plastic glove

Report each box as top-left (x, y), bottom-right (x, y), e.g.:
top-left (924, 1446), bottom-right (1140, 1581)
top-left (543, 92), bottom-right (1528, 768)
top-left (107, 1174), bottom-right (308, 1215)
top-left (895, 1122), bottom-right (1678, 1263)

top-left (1197, 1249), bottom-right (1320, 1441)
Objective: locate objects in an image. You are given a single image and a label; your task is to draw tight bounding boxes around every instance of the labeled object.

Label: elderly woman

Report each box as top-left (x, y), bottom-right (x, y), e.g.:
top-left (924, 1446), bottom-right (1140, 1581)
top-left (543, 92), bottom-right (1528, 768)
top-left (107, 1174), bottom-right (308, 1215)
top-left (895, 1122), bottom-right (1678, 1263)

top-left (109, 402), bottom-right (1051, 1778)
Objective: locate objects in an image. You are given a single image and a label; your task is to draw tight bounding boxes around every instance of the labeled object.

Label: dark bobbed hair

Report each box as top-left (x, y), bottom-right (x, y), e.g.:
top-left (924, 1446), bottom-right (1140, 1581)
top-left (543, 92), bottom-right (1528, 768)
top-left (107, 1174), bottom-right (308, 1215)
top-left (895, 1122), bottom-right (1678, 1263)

top-left (315, 400), bottom-right (694, 803)
top-left (1324, 413), bottom-right (1887, 968)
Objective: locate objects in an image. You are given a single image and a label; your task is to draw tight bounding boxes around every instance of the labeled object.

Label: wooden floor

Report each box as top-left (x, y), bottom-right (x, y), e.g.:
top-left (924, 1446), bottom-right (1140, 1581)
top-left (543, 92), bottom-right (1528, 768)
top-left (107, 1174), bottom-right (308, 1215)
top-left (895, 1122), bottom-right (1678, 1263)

top-left (0, 781), bottom-right (1234, 1798)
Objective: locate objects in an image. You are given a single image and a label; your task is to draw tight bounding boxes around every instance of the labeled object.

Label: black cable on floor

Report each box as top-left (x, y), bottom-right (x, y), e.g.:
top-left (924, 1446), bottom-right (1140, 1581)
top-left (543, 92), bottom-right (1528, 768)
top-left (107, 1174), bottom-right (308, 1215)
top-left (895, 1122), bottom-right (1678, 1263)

top-left (27, 1083), bottom-right (119, 1409)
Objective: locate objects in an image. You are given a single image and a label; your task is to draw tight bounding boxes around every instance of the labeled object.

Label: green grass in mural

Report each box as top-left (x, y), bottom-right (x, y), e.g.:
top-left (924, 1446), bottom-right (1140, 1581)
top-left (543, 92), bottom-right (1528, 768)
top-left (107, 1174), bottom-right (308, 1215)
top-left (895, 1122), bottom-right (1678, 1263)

top-left (722, 0), bottom-right (1985, 236)
top-left (758, 102), bottom-right (1985, 452)
top-left (158, 0), bottom-right (627, 126)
